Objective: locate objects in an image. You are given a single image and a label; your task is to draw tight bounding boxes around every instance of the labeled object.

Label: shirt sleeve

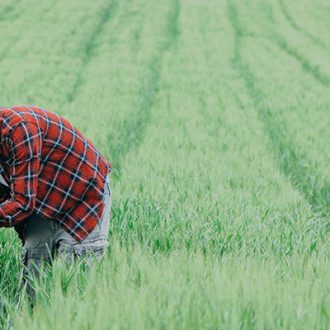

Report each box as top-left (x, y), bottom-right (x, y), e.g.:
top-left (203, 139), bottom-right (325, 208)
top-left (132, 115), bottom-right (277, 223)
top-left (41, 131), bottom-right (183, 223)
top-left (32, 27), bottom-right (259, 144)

top-left (0, 122), bottom-right (42, 227)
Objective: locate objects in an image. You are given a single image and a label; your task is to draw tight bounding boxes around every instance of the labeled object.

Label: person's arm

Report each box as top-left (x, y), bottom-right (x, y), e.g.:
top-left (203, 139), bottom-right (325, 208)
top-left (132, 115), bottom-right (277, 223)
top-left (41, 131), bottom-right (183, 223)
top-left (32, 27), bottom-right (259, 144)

top-left (0, 122), bottom-right (42, 227)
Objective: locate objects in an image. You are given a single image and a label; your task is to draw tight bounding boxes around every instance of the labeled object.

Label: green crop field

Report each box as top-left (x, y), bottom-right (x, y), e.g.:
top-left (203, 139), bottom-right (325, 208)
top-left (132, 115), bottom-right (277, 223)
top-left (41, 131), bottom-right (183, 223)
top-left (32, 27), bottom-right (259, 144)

top-left (0, 0), bottom-right (329, 329)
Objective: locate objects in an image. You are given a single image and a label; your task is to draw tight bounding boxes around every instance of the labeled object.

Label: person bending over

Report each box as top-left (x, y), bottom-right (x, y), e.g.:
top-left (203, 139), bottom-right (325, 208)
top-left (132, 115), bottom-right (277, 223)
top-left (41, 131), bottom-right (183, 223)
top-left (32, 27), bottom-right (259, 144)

top-left (0, 105), bottom-right (112, 299)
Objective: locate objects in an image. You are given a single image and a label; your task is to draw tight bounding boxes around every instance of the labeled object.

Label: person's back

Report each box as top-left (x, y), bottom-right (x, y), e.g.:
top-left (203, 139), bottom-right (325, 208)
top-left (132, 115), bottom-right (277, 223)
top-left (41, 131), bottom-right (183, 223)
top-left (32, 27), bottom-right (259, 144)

top-left (0, 105), bottom-right (112, 240)
top-left (0, 105), bottom-right (112, 301)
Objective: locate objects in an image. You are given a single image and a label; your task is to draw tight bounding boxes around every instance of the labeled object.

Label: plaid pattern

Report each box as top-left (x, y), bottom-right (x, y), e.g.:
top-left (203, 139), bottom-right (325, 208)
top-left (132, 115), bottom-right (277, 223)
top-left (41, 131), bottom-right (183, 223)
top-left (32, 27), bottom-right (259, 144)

top-left (0, 106), bottom-right (112, 242)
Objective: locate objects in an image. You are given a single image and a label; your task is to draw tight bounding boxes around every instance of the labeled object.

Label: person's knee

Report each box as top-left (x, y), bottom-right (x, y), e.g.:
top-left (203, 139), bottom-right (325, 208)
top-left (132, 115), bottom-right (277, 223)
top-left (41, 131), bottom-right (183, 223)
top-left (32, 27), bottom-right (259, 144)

top-left (21, 246), bottom-right (53, 304)
top-left (22, 246), bottom-right (53, 274)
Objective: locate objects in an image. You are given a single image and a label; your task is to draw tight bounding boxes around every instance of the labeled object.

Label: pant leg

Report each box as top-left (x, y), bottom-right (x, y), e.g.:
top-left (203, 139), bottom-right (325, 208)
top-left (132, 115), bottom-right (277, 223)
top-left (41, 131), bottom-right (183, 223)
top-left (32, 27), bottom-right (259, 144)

top-left (20, 213), bottom-right (56, 302)
top-left (54, 175), bottom-right (112, 263)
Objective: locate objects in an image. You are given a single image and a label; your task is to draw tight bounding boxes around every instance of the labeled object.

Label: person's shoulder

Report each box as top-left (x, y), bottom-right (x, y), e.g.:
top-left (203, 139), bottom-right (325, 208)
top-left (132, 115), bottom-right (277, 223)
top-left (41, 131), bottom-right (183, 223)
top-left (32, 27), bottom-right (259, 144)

top-left (0, 105), bottom-right (41, 136)
top-left (0, 106), bottom-right (25, 130)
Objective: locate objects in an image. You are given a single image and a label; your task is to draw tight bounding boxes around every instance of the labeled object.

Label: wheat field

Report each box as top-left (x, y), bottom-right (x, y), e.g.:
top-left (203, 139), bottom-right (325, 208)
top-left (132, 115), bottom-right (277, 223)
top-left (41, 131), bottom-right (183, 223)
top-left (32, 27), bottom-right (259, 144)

top-left (0, 0), bottom-right (329, 329)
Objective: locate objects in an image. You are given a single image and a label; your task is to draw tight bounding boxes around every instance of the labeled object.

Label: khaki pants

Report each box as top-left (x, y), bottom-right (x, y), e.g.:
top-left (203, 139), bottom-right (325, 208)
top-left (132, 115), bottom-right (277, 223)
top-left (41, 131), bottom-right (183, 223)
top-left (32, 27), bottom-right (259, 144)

top-left (18, 175), bottom-right (112, 300)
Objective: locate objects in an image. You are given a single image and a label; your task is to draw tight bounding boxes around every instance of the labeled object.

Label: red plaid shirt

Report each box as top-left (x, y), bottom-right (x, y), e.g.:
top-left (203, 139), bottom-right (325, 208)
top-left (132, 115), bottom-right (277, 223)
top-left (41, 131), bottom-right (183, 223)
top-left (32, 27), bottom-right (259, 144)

top-left (0, 106), bottom-right (112, 242)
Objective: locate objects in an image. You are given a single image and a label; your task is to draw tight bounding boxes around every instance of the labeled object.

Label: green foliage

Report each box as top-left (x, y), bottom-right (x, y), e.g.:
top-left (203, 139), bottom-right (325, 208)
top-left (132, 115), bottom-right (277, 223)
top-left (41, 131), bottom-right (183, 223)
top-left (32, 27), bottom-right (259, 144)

top-left (0, 0), bottom-right (329, 328)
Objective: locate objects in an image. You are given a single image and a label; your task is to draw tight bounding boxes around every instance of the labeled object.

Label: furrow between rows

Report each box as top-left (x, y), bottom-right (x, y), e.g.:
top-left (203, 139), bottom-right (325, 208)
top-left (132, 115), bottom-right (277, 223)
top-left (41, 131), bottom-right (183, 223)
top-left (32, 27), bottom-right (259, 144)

top-left (66, 0), bottom-right (118, 103)
top-left (0, 0), bottom-right (22, 22)
top-left (277, 0), bottom-right (328, 51)
top-left (0, 0), bottom-right (110, 107)
top-left (110, 0), bottom-right (180, 177)
top-left (271, 35), bottom-right (330, 86)
top-left (227, 1), bottom-right (329, 219)
top-left (0, 1), bottom-right (57, 64)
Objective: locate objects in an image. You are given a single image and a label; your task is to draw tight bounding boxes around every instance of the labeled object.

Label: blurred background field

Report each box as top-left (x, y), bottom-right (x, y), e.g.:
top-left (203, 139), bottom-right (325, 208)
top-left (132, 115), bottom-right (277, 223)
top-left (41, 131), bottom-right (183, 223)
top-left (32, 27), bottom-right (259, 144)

top-left (0, 0), bottom-right (329, 328)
